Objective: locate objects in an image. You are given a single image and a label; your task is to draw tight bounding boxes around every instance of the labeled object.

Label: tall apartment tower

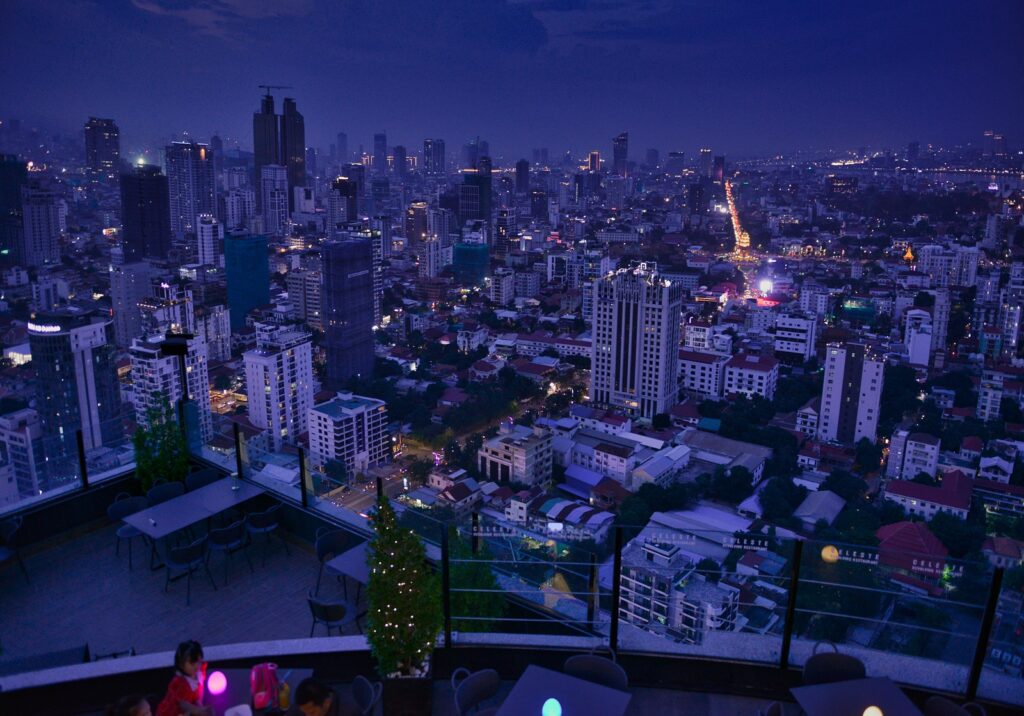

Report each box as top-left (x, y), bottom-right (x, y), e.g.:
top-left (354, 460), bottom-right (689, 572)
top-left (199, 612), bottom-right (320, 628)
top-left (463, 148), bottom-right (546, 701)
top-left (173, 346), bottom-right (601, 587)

top-left (817, 343), bottom-right (884, 445)
top-left (423, 139), bottom-right (445, 175)
top-left (253, 93), bottom-right (305, 211)
top-left (612, 132), bottom-right (628, 177)
top-left (28, 310), bottom-right (122, 455)
top-left (279, 98), bottom-right (306, 211)
top-left (373, 133), bottom-right (388, 176)
top-left (253, 94), bottom-right (279, 211)
top-left (165, 141), bottom-right (216, 240)
top-left (590, 263), bottom-right (683, 419)
top-left (260, 164), bottom-right (289, 235)
top-left (196, 213), bottom-right (223, 267)
top-left (129, 332), bottom-right (212, 445)
top-left (244, 323), bottom-right (314, 450)
top-left (224, 233), bottom-right (270, 330)
top-left (322, 239), bottom-right (375, 387)
top-left (699, 148), bottom-right (712, 177)
top-left (119, 164), bottom-right (172, 261)
top-left (20, 185), bottom-right (63, 267)
top-left (109, 257), bottom-right (154, 348)
top-left (84, 117), bottom-right (120, 176)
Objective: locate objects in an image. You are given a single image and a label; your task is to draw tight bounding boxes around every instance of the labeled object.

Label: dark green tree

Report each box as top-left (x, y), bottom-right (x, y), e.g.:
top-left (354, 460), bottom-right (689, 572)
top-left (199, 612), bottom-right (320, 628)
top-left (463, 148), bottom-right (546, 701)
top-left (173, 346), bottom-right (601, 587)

top-left (366, 496), bottom-right (443, 676)
top-left (821, 469), bottom-right (868, 502)
top-left (707, 466), bottom-right (755, 505)
top-left (696, 557), bottom-right (721, 583)
top-left (407, 458), bottom-right (433, 485)
top-left (132, 397), bottom-right (189, 491)
top-left (448, 527), bottom-right (507, 632)
top-left (324, 459), bottom-right (348, 486)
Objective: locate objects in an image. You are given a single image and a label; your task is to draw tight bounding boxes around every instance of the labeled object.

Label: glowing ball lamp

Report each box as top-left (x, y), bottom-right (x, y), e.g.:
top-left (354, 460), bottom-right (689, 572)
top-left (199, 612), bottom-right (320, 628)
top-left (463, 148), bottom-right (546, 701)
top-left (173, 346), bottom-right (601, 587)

top-left (863, 708), bottom-right (883, 716)
top-left (207, 670), bottom-right (227, 696)
top-left (542, 698), bottom-right (562, 716)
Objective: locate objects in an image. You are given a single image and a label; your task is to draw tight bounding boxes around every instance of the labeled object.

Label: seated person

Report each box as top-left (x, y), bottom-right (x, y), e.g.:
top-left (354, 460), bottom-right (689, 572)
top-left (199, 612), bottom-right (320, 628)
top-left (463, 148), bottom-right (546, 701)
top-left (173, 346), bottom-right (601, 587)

top-left (290, 677), bottom-right (357, 716)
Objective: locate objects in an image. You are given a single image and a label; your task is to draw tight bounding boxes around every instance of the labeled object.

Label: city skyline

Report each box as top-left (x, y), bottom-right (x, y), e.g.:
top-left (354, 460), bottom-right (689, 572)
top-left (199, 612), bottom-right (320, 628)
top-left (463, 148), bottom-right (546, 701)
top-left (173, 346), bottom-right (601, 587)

top-left (2, 1), bottom-right (1023, 158)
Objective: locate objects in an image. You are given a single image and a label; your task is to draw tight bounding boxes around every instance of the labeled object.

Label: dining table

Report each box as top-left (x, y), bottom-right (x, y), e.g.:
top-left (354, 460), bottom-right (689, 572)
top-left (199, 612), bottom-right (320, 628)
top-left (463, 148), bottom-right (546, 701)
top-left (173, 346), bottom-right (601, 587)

top-left (790, 676), bottom-right (923, 716)
top-left (495, 664), bottom-right (631, 716)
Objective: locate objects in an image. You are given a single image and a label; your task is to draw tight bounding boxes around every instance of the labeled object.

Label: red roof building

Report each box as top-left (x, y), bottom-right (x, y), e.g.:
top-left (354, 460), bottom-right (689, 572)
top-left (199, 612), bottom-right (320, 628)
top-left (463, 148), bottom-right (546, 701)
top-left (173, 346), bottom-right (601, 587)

top-left (877, 521), bottom-right (948, 576)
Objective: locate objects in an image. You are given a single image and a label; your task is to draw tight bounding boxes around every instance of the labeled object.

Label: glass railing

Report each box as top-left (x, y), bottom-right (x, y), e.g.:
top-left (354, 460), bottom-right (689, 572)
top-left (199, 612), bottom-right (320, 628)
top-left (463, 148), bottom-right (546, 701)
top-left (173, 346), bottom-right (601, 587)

top-left (976, 570), bottom-right (1024, 704)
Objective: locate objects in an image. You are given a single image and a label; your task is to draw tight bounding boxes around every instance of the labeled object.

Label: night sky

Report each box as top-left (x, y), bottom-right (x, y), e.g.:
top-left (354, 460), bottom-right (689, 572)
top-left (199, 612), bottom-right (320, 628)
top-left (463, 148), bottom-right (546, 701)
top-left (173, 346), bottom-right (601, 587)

top-left (2, 0), bottom-right (1022, 160)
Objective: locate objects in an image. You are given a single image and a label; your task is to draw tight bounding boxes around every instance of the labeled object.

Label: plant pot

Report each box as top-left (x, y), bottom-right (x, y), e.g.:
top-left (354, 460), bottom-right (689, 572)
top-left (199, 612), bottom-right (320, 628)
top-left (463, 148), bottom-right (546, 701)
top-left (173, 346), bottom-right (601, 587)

top-left (382, 674), bottom-right (434, 716)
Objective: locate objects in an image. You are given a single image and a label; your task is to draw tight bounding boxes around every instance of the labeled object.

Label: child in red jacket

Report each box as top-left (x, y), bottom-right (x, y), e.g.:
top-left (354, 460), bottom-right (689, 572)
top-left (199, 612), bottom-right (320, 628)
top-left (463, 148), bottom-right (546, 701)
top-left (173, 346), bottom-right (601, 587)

top-left (156, 640), bottom-right (212, 716)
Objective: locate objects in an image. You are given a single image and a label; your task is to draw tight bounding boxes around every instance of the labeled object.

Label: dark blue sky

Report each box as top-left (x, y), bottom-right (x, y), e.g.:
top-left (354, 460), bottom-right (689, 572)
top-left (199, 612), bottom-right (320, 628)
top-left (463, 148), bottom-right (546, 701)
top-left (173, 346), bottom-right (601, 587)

top-left (2, 0), bottom-right (1022, 161)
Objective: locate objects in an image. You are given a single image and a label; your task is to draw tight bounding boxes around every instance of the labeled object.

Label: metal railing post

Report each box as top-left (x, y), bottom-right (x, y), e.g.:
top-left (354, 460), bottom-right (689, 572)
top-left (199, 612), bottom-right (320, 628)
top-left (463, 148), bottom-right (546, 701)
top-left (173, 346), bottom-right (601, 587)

top-left (76, 429), bottom-right (88, 491)
top-left (609, 527), bottom-right (623, 652)
top-left (376, 476), bottom-right (384, 501)
top-left (967, 567), bottom-right (1003, 699)
top-left (441, 527), bottom-right (452, 649)
top-left (779, 540), bottom-right (804, 670)
top-left (177, 399), bottom-right (188, 443)
top-left (587, 552), bottom-right (598, 628)
top-left (232, 423), bottom-right (245, 479)
top-left (298, 447), bottom-right (309, 509)
top-left (471, 512), bottom-right (480, 555)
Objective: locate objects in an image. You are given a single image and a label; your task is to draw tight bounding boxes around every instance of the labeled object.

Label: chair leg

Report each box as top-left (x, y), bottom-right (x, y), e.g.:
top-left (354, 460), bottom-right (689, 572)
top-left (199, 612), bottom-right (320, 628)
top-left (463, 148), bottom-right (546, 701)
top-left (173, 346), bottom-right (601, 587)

top-left (16, 552), bottom-right (28, 583)
top-left (223, 551), bottom-right (230, 586)
top-left (186, 567), bottom-right (192, 607)
top-left (164, 566), bottom-right (171, 593)
top-left (128, 538), bottom-right (133, 571)
top-left (280, 531), bottom-right (291, 556)
top-left (115, 536), bottom-right (121, 557)
top-left (310, 619), bottom-right (317, 638)
top-left (205, 561), bottom-right (218, 591)
top-left (316, 564), bottom-right (324, 595)
top-left (243, 545), bottom-right (254, 574)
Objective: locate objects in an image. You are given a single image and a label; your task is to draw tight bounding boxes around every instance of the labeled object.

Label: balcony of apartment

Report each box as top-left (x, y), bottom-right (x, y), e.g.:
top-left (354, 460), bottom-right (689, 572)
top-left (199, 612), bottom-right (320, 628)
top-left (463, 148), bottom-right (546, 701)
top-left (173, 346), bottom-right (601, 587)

top-left (0, 414), bottom-right (1022, 715)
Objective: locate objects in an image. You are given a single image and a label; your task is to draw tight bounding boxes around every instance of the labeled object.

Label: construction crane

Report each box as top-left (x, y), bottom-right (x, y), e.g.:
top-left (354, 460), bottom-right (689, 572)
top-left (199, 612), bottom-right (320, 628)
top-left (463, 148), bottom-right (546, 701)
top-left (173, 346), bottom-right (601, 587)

top-left (258, 84), bottom-right (293, 97)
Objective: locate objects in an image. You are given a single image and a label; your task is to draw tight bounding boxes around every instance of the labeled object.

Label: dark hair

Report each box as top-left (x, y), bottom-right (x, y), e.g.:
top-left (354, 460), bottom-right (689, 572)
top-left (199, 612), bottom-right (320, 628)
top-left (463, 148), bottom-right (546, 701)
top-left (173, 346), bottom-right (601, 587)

top-left (105, 694), bottom-right (149, 716)
top-left (295, 677), bottom-right (333, 707)
top-left (173, 640), bottom-right (203, 672)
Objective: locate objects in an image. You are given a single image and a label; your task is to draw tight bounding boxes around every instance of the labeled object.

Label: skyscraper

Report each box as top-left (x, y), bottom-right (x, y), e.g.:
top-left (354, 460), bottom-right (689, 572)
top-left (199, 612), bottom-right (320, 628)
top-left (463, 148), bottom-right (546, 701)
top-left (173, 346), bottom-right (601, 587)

top-left (665, 151), bottom-right (685, 175)
top-left (373, 133), bottom-right (388, 176)
top-left (129, 331), bottom-right (212, 445)
top-left (392, 145), bottom-right (407, 179)
top-left (224, 233), bottom-right (269, 330)
top-left (515, 159), bottom-right (530, 194)
top-left (252, 94), bottom-right (279, 211)
top-left (119, 163), bottom-right (172, 262)
top-left (612, 132), bottom-right (628, 176)
top-left (460, 162), bottom-right (492, 224)
top-left (28, 309), bottom-right (122, 454)
top-left (84, 117), bottom-right (120, 176)
top-left (590, 263), bottom-right (683, 419)
top-left (699, 148), bottom-right (712, 177)
top-left (588, 151), bottom-right (601, 172)
top-left (817, 342), bottom-right (884, 445)
top-left (165, 141), bottom-right (216, 240)
top-left (0, 155), bottom-right (27, 266)
top-left (712, 155), bottom-right (726, 183)
top-left (280, 98), bottom-right (306, 211)
top-left (244, 323), bottom-right (313, 450)
top-left (260, 164), bottom-right (288, 235)
top-left (109, 256), bottom-right (153, 348)
top-left (423, 139), bottom-right (445, 175)
top-left (645, 148), bottom-right (660, 169)
top-left (329, 177), bottom-right (359, 233)
top-left (19, 185), bottom-right (63, 267)
top-left (322, 239), bottom-right (375, 386)
top-left (196, 214), bottom-right (223, 267)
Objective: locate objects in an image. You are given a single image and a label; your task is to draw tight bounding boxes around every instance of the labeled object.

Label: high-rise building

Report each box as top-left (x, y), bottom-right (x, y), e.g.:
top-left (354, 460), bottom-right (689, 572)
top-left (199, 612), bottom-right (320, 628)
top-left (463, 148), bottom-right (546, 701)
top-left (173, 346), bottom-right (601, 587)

top-left (286, 268), bottom-right (322, 330)
top-left (253, 94), bottom-right (279, 211)
top-left (196, 214), bottom-right (223, 267)
top-left (329, 177), bottom-right (359, 233)
top-left (109, 259), bottom-right (153, 348)
top-left (308, 392), bottom-right (391, 473)
top-left (515, 159), bottom-right (530, 194)
top-left (665, 151), bottom-right (685, 175)
top-left (460, 163), bottom-right (492, 224)
top-left (712, 155), bottom-right (726, 183)
top-left (423, 138), bottom-right (445, 176)
top-left (0, 155), bottom-right (27, 265)
top-left (244, 323), bottom-right (314, 450)
top-left (645, 148), bottom-right (659, 169)
top-left (588, 151), bottom-right (601, 172)
top-left (373, 133), bottom-right (388, 176)
top-left (260, 164), bottom-right (288, 235)
top-left (322, 239), bottom-right (375, 386)
top-left (119, 164), bottom-right (172, 262)
top-left (223, 187), bottom-right (255, 232)
top-left (590, 264), bottom-right (683, 419)
top-left (129, 331), bottom-right (212, 445)
top-left (392, 145), bottom-right (407, 179)
top-left (419, 237), bottom-right (443, 279)
top-left (405, 200), bottom-right (428, 248)
top-left (699, 148), bottom-right (712, 177)
top-left (612, 132), bottom-right (628, 176)
top-left (84, 117), bottom-right (120, 176)
top-left (165, 141), bottom-right (216, 240)
top-left (279, 98), bottom-right (305, 211)
top-left (19, 185), bottom-right (63, 267)
top-left (530, 190), bottom-right (548, 220)
top-left (817, 343), bottom-right (884, 445)
top-left (28, 309), bottom-right (122, 454)
top-left (224, 233), bottom-right (269, 330)
top-left (0, 409), bottom-right (46, 499)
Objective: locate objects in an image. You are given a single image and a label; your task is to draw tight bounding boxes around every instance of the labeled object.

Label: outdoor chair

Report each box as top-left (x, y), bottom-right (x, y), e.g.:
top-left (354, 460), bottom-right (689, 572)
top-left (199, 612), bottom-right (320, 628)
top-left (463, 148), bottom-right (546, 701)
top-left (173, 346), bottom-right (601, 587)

top-left (246, 503), bottom-right (289, 565)
top-left (923, 696), bottom-right (987, 716)
top-left (757, 701), bottom-right (784, 716)
top-left (563, 652), bottom-right (629, 691)
top-left (307, 591), bottom-right (356, 636)
top-left (107, 493), bottom-right (149, 570)
top-left (315, 527), bottom-right (350, 595)
top-left (164, 536), bottom-right (216, 606)
top-left (802, 641), bottom-right (866, 685)
top-left (186, 468), bottom-right (221, 492)
top-left (0, 516), bottom-right (28, 582)
top-left (147, 480), bottom-right (185, 506)
top-left (207, 518), bottom-right (252, 585)
top-left (351, 675), bottom-right (383, 715)
top-left (451, 667), bottom-right (501, 715)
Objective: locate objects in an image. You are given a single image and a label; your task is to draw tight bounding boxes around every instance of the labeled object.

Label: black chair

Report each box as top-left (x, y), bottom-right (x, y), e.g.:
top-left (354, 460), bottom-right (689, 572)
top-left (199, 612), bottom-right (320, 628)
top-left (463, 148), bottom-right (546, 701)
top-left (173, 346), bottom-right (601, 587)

top-left (164, 536), bottom-right (216, 606)
top-left (352, 675), bottom-right (383, 715)
top-left (923, 696), bottom-right (987, 716)
top-left (802, 642), bottom-right (866, 685)
top-left (563, 653), bottom-right (629, 691)
top-left (315, 528), bottom-right (350, 595)
top-left (451, 667), bottom-right (501, 716)
top-left (757, 702), bottom-right (783, 716)
top-left (186, 468), bottom-right (221, 492)
top-left (246, 504), bottom-right (289, 565)
top-left (0, 516), bottom-right (28, 582)
top-left (307, 591), bottom-right (356, 636)
top-left (207, 518), bottom-right (252, 585)
top-left (147, 480), bottom-right (185, 506)
top-left (107, 493), bottom-right (149, 570)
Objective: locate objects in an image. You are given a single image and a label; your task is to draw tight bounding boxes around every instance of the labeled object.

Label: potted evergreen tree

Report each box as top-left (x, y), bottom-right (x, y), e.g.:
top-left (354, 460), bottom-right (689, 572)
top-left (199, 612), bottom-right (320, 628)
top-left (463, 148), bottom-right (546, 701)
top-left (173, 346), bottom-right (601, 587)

top-left (366, 495), bottom-right (444, 715)
top-left (133, 398), bottom-right (190, 492)
top-left (448, 525), bottom-right (506, 633)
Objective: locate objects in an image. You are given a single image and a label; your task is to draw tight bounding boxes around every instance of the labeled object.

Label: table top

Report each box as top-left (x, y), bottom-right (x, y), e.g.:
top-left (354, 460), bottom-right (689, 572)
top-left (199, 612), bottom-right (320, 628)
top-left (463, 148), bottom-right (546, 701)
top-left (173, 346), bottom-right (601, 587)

top-left (325, 542), bottom-right (371, 584)
top-left (123, 478), bottom-right (264, 539)
top-left (791, 677), bottom-right (922, 716)
top-left (495, 665), bottom-right (631, 716)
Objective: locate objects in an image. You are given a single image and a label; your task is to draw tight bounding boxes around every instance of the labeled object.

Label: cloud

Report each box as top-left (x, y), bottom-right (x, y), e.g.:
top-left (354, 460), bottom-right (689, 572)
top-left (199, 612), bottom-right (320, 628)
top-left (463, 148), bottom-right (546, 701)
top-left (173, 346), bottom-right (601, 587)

top-left (130, 0), bottom-right (313, 39)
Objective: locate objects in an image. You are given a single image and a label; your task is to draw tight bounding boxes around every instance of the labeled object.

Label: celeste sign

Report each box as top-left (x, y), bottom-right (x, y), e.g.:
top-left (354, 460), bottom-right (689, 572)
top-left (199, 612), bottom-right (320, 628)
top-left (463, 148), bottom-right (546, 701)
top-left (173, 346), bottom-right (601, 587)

top-left (27, 322), bottom-right (61, 334)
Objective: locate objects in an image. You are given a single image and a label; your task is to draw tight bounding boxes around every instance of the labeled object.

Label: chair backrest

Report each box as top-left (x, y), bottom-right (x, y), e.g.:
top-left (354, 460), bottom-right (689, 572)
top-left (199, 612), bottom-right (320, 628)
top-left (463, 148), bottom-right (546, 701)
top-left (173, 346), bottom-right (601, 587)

top-left (210, 519), bottom-right (245, 546)
top-left (107, 495), bottom-right (139, 521)
top-left (924, 696), bottom-right (986, 716)
top-left (802, 652), bottom-right (866, 685)
top-left (0, 516), bottom-right (22, 545)
top-left (352, 675), bottom-right (383, 714)
top-left (307, 594), bottom-right (348, 623)
top-left (187, 468), bottom-right (221, 492)
top-left (563, 654), bottom-right (629, 691)
top-left (147, 481), bottom-right (185, 506)
top-left (453, 668), bottom-right (500, 716)
top-left (758, 701), bottom-right (784, 716)
top-left (169, 536), bottom-right (207, 566)
top-left (316, 529), bottom-right (350, 563)
top-left (250, 504), bottom-right (282, 530)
